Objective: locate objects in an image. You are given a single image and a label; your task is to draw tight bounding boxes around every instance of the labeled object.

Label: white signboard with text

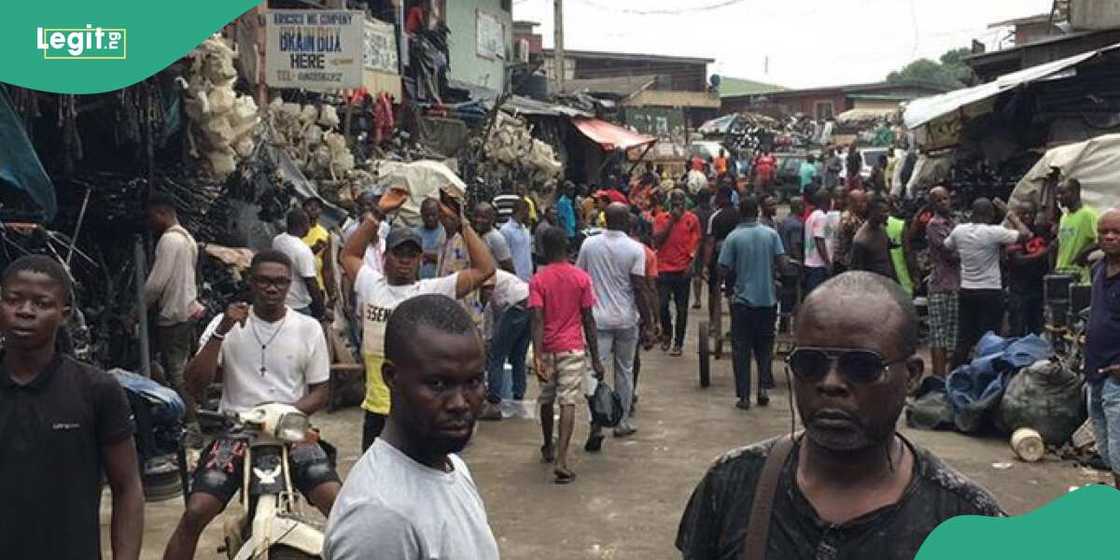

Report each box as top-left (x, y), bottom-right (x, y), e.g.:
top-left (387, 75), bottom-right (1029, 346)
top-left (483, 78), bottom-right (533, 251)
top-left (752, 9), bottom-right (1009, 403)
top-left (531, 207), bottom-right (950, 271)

top-left (363, 17), bottom-right (398, 74)
top-left (266, 10), bottom-right (362, 91)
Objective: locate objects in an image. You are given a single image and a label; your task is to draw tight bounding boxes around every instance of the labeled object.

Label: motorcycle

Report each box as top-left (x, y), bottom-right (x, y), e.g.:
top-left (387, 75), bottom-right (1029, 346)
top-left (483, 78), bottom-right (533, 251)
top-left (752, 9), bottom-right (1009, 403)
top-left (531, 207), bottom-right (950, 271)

top-left (197, 403), bottom-right (325, 560)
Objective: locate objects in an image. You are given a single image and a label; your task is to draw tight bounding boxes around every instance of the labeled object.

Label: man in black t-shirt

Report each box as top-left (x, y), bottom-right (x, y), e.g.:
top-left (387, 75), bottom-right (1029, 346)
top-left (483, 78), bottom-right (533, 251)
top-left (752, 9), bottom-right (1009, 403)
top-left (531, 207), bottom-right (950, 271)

top-left (677, 272), bottom-right (1003, 560)
top-left (703, 187), bottom-right (741, 337)
top-left (1006, 200), bottom-right (1051, 336)
top-left (0, 255), bottom-right (143, 560)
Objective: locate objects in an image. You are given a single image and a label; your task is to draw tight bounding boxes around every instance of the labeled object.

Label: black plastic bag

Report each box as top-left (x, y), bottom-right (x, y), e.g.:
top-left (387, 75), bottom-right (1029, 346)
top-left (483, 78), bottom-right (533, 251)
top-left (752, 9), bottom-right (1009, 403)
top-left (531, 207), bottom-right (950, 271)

top-left (588, 380), bottom-right (624, 428)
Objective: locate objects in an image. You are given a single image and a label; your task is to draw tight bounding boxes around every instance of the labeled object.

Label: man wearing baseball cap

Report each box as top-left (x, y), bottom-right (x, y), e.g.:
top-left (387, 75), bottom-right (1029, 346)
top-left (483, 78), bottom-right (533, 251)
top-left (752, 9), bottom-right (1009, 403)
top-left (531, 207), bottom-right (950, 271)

top-left (342, 203), bottom-right (495, 451)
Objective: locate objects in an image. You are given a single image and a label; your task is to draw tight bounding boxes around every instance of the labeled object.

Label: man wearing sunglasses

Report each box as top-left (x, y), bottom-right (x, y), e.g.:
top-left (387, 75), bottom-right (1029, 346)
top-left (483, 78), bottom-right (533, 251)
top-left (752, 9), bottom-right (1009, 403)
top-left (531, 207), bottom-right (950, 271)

top-left (165, 250), bottom-right (339, 560)
top-left (677, 272), bottom-right (1003, 560)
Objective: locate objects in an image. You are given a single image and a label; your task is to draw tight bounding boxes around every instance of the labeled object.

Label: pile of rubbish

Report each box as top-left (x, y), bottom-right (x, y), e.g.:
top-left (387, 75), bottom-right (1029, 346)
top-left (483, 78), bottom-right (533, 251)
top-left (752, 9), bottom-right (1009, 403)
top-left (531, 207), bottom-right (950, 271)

top-left (181, 36), bottom-right (260, 180)
top-left (907, 332), bottom-right (1087, 456)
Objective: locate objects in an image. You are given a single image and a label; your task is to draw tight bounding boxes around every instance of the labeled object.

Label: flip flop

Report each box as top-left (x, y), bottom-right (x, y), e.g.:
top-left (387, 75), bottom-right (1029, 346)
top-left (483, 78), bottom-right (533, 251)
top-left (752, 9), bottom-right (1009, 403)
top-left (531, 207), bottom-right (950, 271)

top-left (554, 468), bottom-right (577, 484)
top-left (540, 445), bottom-right (555, 464)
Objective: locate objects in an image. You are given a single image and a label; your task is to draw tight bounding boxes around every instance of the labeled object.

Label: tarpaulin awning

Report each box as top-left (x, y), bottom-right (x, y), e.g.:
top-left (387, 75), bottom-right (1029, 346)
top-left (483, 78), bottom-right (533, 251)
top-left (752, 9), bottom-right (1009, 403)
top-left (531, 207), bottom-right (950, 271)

top-left (0, 89), bottom-right (55, 221)
top-left (573, 118), bottom-right (656, 152)
top-left (1009, 132), bottom-right (1120, 212)
top-left (903, 42), bottom-right (1120, 131)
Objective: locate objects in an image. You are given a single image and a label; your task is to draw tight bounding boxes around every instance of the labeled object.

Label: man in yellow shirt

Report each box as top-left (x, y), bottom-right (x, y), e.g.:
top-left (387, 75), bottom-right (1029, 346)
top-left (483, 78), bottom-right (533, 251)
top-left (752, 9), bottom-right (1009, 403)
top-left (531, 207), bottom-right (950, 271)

top-left (301, 197), bottom-right (332, 294)
top-left (1055, 179), bottom-right (1099, 283)
top-left (341, 198), bottom-right (495, 451)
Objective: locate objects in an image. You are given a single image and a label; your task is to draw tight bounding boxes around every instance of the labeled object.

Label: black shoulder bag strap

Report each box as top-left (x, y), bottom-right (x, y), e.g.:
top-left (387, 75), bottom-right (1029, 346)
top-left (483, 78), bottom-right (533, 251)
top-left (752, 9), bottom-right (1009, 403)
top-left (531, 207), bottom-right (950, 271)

top-left (743, 434), bottom-right (798, 560)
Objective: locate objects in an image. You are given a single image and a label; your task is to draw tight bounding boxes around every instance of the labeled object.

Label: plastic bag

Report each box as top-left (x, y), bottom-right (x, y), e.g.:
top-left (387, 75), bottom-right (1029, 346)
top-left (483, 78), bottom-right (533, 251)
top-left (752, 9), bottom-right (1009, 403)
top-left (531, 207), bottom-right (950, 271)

top-left (588, 380), bottom-right (623, 428)
top-left (998, 359), bottom-right (1085, 445)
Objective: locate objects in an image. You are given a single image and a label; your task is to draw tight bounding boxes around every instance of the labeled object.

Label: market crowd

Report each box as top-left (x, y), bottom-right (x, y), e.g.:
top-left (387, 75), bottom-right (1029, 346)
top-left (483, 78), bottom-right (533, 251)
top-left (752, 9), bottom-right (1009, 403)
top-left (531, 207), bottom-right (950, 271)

top-left (12, 146), bottom-right (1120, 560)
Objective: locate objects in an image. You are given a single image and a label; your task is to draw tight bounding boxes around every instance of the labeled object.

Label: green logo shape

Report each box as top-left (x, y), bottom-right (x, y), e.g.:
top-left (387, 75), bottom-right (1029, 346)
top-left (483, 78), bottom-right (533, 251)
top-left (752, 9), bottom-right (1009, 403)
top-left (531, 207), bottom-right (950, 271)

top-left (3, 1), bottom-right (260, 93)
top-left (917, 484), bottom-right (1119, 558)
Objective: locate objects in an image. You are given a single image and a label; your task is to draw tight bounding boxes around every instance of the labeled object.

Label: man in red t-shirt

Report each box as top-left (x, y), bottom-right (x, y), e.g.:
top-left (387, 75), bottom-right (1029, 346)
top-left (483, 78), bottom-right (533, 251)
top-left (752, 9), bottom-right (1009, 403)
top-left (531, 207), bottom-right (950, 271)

top-left (653, 189), bottom-right (702, 356)
top-left (529, 227), bottom-right (605, 484)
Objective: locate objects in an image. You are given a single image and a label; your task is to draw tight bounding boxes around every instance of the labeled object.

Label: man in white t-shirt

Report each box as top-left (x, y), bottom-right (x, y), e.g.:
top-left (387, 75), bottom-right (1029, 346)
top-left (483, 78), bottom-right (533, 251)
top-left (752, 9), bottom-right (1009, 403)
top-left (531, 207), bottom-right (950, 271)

top-left (163, 250), bottom-right (339, 560)
top-left (324, 295), bottom-right (499, 560)
top-left (944, 197), bottom-right (1030, 366)
top-left (272, 208), bottom-right (326, 319)
top-left (803, 190), bottom-right (834, 294)
top-left (341, 202), bottom-right (495, 452)
top-left (577, 203), bottom-right (652, 439)
top-left (478, 269), bottom-right (531, 420)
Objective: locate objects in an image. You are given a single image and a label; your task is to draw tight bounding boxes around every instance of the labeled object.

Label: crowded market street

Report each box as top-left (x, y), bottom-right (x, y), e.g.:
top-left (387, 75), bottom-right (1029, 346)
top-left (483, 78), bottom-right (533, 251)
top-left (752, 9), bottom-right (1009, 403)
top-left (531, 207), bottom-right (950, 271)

top-left (105, 303), bottom-right (1106, 559)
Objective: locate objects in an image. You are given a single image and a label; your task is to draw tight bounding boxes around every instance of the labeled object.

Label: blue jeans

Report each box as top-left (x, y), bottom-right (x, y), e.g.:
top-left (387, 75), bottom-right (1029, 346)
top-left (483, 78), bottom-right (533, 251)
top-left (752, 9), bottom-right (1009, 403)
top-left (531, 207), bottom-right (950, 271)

top-left (598, 325), bottom-right (639, 425)
top-left (486, 304), bottom-right (531, 403)
top-left (1090, 377), bottom-right (1120, 474)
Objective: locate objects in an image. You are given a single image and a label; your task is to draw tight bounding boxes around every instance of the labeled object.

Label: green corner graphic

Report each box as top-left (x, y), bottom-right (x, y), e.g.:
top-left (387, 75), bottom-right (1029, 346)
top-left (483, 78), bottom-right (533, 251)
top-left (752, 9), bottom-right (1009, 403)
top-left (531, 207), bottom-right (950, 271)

top-left (917, 484), bottom-right (1118, 559)
top-left (2, 1), bottom-right (259, 93)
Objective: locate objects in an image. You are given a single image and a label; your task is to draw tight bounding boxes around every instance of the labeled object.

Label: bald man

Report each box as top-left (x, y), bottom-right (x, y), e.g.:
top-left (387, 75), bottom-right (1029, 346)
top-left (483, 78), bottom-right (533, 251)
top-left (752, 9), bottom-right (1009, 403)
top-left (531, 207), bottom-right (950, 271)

top-left (1085, 209), bottom-right (1120, 487)
top-left (577, 203), bottom-right (653, 440)
top-left (944, 198), bottom-right (1030, 367)
top-left (833, 189), bottom-right (868, 274)
top-left (678, 272), bottom-right (1003, 559)
top-left (924, 186), bottom-right (959, 378)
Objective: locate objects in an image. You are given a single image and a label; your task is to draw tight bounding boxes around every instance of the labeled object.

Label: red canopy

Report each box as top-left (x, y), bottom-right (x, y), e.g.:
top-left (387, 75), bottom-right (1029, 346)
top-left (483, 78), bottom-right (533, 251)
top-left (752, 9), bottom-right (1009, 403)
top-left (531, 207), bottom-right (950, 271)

top-left (573, 118), bottom-right (657, 152)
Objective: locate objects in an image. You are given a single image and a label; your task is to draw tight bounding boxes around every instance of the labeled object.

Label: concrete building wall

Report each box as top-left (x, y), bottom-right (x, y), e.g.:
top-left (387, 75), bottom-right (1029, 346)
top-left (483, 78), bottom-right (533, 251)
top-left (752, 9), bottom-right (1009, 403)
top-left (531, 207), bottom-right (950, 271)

top-left (445, 0), bottom-right (512, 92)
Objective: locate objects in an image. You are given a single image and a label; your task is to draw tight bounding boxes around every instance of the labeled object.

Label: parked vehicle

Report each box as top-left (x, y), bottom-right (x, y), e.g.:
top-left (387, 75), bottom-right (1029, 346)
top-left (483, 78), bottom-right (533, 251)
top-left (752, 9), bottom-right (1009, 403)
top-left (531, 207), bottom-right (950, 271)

top-left (840, 147), bottom-right (890, 181)
top-left (194, 404), bottom-right (325, 560)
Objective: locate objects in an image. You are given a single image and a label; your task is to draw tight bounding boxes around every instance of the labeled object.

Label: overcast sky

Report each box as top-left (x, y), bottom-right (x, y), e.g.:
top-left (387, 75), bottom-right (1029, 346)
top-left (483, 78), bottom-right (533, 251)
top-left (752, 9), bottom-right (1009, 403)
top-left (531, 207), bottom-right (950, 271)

top-left (512, 0), bottom-right (1054, 89)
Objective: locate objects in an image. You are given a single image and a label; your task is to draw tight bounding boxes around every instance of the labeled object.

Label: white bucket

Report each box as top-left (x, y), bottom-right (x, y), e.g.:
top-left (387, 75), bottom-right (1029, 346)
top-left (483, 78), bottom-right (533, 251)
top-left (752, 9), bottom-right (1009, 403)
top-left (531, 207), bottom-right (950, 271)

top-left (1011, 428), bottom-right (1045, 462)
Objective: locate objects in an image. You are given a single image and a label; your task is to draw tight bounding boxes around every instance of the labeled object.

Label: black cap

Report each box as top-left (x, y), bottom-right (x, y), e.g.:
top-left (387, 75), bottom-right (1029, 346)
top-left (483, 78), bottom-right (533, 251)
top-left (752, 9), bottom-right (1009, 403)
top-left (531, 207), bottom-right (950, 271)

top-left (385, 227), bottom-right (423, 251)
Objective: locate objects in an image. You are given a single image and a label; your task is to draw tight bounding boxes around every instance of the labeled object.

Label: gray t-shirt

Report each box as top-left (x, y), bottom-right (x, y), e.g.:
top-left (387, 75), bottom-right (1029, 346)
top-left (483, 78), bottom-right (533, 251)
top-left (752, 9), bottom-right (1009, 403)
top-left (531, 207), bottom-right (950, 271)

top-left (483, 229), bottom-right (512, 263)
top-left (576, 230), bottom-right (646, 330)
top-left (324, 439), bottom-right (500, 560)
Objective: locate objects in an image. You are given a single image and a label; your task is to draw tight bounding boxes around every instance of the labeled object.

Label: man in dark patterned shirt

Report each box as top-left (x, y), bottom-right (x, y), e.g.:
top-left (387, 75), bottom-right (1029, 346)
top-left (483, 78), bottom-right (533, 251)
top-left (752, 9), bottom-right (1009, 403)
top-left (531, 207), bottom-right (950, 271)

top-left (677, 272), bottom-right (1003, 560)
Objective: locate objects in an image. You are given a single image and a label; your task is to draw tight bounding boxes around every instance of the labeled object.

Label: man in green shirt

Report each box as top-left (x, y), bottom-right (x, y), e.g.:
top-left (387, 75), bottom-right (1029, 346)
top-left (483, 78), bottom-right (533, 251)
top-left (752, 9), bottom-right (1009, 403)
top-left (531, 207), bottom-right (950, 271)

top-left (1055, 179), bottom-right (1099, 283)
top-left (886, 200), bottom-right (915, 295)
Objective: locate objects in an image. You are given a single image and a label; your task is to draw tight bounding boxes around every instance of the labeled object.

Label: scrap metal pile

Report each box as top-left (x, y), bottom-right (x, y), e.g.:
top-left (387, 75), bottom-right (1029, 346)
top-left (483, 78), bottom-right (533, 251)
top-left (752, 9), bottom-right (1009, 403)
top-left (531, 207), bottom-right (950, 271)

top-left (708, 112), bottom-right (832, 154)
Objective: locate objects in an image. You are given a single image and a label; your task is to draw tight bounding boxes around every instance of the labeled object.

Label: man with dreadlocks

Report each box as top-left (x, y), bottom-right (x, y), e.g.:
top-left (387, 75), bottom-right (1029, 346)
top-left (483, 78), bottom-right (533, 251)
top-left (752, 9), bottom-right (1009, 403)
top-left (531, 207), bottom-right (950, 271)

top-left (677, 272), bottom-right (1003, 559)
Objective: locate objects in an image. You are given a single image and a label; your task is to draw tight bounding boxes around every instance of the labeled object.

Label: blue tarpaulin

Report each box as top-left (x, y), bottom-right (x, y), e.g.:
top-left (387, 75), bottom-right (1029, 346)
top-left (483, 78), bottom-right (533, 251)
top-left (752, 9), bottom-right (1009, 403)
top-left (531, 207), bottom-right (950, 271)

top-left (945, 332), bottom-right (1053, 433)
top-left (0, 89), bottom-right (55, 221)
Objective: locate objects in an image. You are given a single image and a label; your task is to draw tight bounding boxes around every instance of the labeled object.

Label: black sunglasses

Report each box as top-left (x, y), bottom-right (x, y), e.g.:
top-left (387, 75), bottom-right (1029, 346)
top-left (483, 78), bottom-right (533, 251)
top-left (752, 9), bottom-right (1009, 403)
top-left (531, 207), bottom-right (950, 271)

top-left (786, 347), bottom-right (906, 384)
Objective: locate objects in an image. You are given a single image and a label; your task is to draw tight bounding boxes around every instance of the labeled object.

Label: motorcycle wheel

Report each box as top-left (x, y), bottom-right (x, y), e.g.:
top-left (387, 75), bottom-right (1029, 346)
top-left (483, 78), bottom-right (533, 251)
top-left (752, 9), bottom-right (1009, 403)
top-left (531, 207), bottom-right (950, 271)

top-left (269, 545), bottom-right (319, 560)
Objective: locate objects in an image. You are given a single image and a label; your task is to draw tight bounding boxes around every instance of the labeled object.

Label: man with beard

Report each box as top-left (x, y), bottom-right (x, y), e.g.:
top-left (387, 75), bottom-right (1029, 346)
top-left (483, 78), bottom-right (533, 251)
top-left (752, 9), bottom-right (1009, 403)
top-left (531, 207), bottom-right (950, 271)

top-left (324, 295), bottom-right (499, 560)
top-left (677, 272), bottom-right (1003, 559)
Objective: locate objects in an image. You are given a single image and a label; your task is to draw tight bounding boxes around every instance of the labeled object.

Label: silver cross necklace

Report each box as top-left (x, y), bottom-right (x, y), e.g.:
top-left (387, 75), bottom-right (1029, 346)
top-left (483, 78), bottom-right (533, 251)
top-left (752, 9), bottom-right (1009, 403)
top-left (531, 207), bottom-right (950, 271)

top-left (249, 312), bottom-right (289, 376)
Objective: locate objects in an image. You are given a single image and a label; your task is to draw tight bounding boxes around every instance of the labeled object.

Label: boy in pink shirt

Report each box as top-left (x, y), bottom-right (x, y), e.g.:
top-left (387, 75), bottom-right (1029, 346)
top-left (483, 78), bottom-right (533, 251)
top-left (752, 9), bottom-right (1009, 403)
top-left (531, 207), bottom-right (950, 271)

top-left (529, 227), bottom-right (604, 484)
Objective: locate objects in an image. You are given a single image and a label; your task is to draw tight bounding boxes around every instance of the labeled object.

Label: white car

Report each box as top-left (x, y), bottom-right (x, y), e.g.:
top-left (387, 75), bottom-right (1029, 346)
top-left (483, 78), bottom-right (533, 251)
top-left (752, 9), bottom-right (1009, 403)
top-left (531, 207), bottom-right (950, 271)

top-left (840, 147), bottom-right (890, 180)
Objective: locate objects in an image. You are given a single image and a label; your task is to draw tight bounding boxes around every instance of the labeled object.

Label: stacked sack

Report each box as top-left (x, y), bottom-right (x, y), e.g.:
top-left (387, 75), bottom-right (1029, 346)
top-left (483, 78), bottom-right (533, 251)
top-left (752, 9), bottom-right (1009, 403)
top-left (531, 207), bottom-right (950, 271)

top-left (265, 100), bottom-right (355, 181)
top-left (181, 35), bottom-right (260, 179)
top-left (483, 112), bottom-right (562, 186)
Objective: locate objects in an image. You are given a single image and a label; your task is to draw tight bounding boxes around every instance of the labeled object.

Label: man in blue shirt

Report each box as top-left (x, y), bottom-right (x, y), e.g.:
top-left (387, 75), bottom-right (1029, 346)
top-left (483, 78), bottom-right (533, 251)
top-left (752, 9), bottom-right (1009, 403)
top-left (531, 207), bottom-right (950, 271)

top-left (1086, 209), bottom-right (1120, 487)
top-left (500, 199), bottom-right (534, 282)
top-left (719, 195), bottom-right (787, 410)
top-left (555, 181), bottom-right (579, 240)
top-left (414, 198), bottom-right (446, 279)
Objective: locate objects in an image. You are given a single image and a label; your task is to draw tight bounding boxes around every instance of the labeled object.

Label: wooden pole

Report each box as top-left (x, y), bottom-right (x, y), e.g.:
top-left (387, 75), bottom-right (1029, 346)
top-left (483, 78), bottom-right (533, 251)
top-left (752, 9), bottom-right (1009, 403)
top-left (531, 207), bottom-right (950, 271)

top-left (554, 0), bottom-right (564, 94)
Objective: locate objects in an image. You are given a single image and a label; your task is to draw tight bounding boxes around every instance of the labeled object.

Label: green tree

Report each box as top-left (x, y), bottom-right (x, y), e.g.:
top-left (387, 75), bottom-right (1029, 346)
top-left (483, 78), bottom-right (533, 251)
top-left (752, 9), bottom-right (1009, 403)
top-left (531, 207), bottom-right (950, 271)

top-left (887, 47), bottom-right (975, 88)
